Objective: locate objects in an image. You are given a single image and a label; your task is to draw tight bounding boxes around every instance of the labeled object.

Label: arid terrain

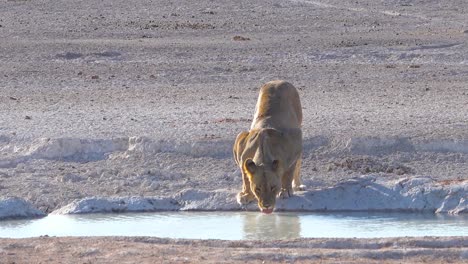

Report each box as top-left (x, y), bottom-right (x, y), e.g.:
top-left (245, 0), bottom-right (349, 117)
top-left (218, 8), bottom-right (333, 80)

top-left (1, 236), bottom-right (467, 264)
top-left (0, 0), bottom-right (467, 262)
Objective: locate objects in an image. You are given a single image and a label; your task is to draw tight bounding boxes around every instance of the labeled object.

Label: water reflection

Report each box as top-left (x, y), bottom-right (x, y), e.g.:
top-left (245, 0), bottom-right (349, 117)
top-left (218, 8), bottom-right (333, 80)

top-left (242, 212), bottom-right (301, 240)
top-left (0, 211), bottom-right (466, 239)
top-left (0, 218), bottom-right (36, 229)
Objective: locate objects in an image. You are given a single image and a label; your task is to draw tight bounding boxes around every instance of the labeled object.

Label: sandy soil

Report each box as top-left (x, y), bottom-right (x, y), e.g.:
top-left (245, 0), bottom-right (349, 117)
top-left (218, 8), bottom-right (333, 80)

top-left (0, 0), bottom-right (467, 262)
top-left (1, 236), bottom-right (467, 263)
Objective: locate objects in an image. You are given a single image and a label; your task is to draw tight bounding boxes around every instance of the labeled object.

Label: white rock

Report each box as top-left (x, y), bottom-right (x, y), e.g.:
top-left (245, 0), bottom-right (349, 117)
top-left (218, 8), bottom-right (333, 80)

top-left (0, 197), bottom-right (45, 219)
top-left (51, 196), bottom-right (180, 214)
top-left (52, 176), bottom-right (467, 215)
top-left (275, 175), bottom-right (467, 214)
top-left (178, 189), bottom-right (240, 211)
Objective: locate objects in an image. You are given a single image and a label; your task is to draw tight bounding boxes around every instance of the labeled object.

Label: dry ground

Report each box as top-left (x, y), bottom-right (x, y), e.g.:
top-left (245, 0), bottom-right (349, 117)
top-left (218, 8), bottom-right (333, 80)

top-left (1, 236), bottom-right (467, 263)
top-left (0, 0), bottom-right (467, 262)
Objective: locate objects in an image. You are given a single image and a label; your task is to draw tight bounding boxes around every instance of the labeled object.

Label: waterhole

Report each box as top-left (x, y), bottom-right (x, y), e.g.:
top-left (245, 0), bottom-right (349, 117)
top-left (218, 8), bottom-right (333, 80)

top-left (0, 212), bottom-right (466, 240)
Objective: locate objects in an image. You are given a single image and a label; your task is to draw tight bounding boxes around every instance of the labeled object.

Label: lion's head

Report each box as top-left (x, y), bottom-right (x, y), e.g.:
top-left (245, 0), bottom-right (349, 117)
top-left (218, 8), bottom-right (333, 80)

top-left (244, 158), bottom-right (282, 214)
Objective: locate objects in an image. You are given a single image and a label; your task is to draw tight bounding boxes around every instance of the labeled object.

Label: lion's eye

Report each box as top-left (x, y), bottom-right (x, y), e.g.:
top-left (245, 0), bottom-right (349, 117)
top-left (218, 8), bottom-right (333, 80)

top-left (255, 187), bottom-right (261, 193)
top-left (271, 186), bottom-right (276, 192)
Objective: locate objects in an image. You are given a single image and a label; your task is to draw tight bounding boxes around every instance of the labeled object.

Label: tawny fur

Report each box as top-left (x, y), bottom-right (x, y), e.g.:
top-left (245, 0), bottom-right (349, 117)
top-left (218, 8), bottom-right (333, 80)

top-left (233, 80), bottom-right (304, 212)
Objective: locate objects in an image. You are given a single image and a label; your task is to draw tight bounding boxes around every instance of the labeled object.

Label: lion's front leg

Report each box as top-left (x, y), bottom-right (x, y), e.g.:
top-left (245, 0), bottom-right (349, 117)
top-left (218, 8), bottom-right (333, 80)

top-left (237, 170), bottom-right (255, 205)
top-left (292, 158), bottom-right (306, 191)
top-left (233, 131), bottom-right (255, 205)
top-left (279, 167), bottom-right (294, 199)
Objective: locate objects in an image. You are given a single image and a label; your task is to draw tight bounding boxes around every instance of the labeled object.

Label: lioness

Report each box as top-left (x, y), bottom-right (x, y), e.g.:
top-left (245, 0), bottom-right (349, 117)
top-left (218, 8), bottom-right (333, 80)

top-left (233, 80), bottom-right (303, 214)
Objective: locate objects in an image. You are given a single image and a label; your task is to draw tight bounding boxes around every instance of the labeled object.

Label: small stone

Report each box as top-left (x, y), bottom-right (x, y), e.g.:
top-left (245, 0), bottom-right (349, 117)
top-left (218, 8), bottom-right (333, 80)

top-left (25, 115), bottom-right (32, 120)
top-left (91, 75), bottom-right (99, 79)
top-left (233, 35), bottom-right (250, 41)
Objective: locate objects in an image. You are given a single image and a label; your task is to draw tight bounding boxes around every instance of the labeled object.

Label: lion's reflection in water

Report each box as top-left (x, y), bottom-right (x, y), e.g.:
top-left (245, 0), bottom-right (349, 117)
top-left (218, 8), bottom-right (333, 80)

top-left (242, 212), bottom-right (301, 240)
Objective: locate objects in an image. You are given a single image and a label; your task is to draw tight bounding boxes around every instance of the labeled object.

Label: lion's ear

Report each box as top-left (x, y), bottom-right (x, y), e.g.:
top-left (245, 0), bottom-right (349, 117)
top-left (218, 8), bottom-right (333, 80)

top-left (272, 160), bottom-right (279, 170)
top-left (244, 159), bottom-right (256, 174)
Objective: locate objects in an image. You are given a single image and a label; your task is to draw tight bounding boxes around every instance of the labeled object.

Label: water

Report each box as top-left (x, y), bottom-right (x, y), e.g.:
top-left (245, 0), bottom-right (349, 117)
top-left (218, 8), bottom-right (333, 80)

top-left (0, 212), bottom-right (466, 240)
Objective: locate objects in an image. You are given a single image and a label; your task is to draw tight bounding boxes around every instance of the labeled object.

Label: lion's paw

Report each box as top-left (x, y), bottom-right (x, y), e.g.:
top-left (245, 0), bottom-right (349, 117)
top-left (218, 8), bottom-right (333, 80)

top-left (237, 192), bottom-right (255, 205)
top-left (293, 184), bottom-right (306, 191)
top-left (279, 188), bottom-right (293, 199)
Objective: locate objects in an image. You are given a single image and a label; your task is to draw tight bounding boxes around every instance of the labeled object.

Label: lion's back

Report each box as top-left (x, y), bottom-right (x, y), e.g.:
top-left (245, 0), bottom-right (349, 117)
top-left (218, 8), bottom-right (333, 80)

top-left (251, 80), bottom-right (302, 130)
